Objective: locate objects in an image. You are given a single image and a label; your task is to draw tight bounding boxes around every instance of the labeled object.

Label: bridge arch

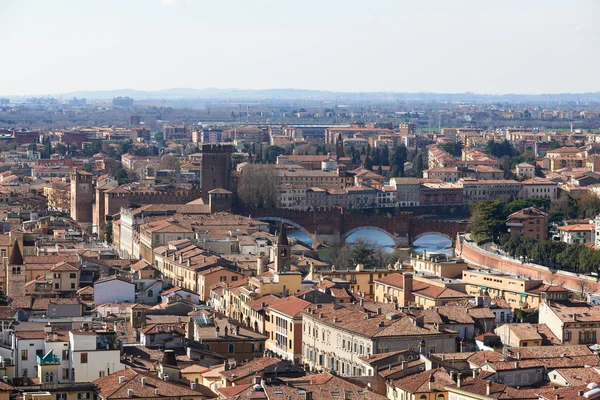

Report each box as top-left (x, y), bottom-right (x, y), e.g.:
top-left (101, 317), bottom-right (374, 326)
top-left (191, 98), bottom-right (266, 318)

top-left (253, 217), bottom-right (312, 239)
top-left (413, 231), bottom-right (454, 242)
top-left (342, 226), bottom-right (396, 243)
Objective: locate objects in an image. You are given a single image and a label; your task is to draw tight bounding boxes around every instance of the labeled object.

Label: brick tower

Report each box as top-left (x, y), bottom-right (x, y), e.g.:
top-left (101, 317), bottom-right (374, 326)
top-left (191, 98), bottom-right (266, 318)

top-left (199, 144), bottom-right (232, 199)
top-left (70, 169), bottom-right (94, 232)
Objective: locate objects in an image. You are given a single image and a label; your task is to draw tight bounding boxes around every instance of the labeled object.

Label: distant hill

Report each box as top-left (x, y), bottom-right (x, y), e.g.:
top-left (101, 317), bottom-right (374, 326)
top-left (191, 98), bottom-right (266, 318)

top-left (7, 88), bottom-right (600, 103)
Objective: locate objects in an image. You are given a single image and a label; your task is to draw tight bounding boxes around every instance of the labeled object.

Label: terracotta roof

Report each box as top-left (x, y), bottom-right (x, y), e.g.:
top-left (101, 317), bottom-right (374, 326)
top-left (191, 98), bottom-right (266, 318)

top-left (269, 296), bottom-right (311, 317)
top-left (391, 368), bottom-right (454, 393)
top-left (269, 372), bottom-right (385, 400)
top-left (93, 369), bottom-right (216, 399)
top-left (220, 358), bottom-right (280, 382)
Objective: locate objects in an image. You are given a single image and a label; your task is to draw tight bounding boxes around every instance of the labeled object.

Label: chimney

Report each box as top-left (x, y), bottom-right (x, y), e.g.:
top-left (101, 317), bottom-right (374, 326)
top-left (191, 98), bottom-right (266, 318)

top-left (190, 382), bottom-right (196, 390)
top-left (53, 332), bottom-right (57, 341)
top-left (141, 377), bottom-right (146, 386)
top-left (216, 326), bottom-right (220, 338)
top-left (457, 374), bottom-right (461, 388)
top-left (428, 374), bottom-right (435, 391)
top-left (155, 389), bottom-right (159, 396)
top-left (253, 376), bottom-right (261, 385)
top-left (377, 307), bottom-right (382, 315)
top-left (127, 389), bottom-right (134, 397)
top-left (402, 273), bottom-right (413, 306)
top-left (359, 298), bottom-right (364, 307)
top-left (472, 369), bottom-right (477, 379)
top-left (44, 323), bottom-right (52, 334)
top-left (486, 381), bottom-right (491, 396)
top-left (119, 376), bottom-right (126, 384)
top-left (450, 371), bottom-right (455, 382)
top-left (236, 325), bottom-right (240, 335)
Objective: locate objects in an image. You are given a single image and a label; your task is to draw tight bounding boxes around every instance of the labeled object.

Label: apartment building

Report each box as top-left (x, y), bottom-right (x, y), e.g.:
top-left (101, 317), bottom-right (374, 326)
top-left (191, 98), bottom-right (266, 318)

top-left (423, 166), bottom-right (503, 182)
top-left (390, 178), bottom-right (420, 207)
top-left (557, 223), bottom-right (594, 245)
top-left (12, 328), bottom-right (123, 382)
top-left (154, 240), bottom-right (241, 302)
top-left (495, 323), bottom-right (543, 347)
top-left (515, 162), bottom-right (535, 179)
top-left (138, 218), bottom-right (195, 264)
top-left (520, 178), bottom-right (558, 200)
top-left (301, 304), bottom-right (456, 377)
top-left (277, 167), bottom-right (351, 189)
top-left (265, 296), bottom-right (311, 361)
top-left (506, 207), bottom-right (549, 241)
top-left (539, 300), bottom-right (600, 345)
top-left (374, 272), bottom-right (472, 309)
top-left (309, 264), bottom-right (396, 299)
top-left (409, 253), bottom-right (469, 279)
top-left (462, 269), bottom-right (569, 309)
top-left (459, 178), bottom-right (521, 205)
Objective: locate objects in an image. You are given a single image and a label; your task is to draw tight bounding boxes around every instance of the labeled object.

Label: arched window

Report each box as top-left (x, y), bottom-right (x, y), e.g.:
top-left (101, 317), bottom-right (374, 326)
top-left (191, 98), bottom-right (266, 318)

top-left (45, 372), bottom-right (49, 383)
top-left (148, 290), bottom-right (153, 297)
top-left (50, 372), bottom-right (54, 383)
top-left (437, 395), bottom-right (445, 400)
top-left (420, 396), bottom-right (427, 400)
top-left (228, 344), bottom-right (235, 353)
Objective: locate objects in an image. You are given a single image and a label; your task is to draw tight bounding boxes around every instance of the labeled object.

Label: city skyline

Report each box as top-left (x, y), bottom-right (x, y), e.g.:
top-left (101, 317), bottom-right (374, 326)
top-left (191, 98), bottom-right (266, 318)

top-left (1, 0), bottom-right (599, 96)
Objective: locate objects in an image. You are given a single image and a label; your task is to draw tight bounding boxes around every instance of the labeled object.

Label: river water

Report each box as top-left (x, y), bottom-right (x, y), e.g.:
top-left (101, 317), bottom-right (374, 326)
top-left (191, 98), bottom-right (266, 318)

top-left (287, 227), bottom-right (454, 257)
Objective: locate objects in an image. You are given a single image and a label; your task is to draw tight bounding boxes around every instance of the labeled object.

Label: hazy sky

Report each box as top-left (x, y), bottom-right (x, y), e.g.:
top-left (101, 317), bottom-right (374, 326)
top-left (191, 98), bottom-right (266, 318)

top-left (1, 0), bottom-right (598, 95)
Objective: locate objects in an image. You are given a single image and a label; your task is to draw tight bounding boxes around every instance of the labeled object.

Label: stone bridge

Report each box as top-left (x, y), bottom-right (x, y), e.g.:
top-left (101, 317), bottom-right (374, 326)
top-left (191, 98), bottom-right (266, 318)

top-left (250, 208), bottom-right (468, 247)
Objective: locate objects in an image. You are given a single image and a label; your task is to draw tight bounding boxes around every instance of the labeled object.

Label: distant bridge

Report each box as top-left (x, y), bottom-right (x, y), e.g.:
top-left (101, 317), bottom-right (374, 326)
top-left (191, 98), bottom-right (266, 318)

top-left (251, 208), bottom-right (467, 247)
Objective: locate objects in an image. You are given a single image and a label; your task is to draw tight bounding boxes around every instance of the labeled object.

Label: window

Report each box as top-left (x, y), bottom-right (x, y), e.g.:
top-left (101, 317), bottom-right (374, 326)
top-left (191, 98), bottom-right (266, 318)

top-left (55, 283), bottom-right (60, 290)
top-left (99, 371), bottom-right (105, 378)
top-left (148, 290), bottom-right (153, 297)
top-left (80, 353), bottom-right (88, 363)
top-left (70, 273), bottom-right (77, 279)
top-left (62, 369), bottom-right (69, 380)
top-left (420, 396), bottom-right (427, 400)
top-left (228, 344), bottom-right (235, 353)
top-left (220, 276), bottom-right (227, 282)
top-left (71, 283), bottom-right (75, 289)
top-left (57, 394), bottom-right (67, 400)
top-left (21, 350), bottom-right (27, 360)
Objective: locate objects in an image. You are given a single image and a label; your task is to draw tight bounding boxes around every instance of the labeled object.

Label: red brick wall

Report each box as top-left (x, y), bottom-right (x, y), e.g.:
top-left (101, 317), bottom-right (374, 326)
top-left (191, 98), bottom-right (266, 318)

top-left (456, 235), bottom-right (600, 294)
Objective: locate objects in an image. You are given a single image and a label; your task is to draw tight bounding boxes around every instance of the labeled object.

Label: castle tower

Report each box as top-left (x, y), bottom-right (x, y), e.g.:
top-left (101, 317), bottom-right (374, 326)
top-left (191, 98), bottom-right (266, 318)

top-left (208, 188), bottom-right (233, 213)
top-left (274, 222), bottom-right (291, 273)
top-left (199, 144), bottom-right (233, 199)
top-left (5, 240), bottom-right (25, 299)
top-left (336, 133), bottom-right (344, 159)
top-left (70, 169), bottom-right (94, 232)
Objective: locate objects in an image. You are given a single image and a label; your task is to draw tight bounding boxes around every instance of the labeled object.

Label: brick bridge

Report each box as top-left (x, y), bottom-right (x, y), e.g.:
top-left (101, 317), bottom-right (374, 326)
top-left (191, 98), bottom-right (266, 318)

top-left (250, 208), bottom-right (468, 247)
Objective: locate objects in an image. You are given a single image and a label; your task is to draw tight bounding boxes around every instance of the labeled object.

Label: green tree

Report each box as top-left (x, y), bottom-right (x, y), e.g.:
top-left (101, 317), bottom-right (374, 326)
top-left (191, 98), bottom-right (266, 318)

top-left (483, 140), bottom-right (516, 158)
top-left (557, 244), bottom-right (583, 271)
top-left (577, 193), bottom-right (600, 219)
top-left (389, 144), bottom-right (408, 177)
top-left (413, 152), bottom-right (424, 178)
top-left (82, 162), bottom-right (93, 172)
top-left (154, 132), bottom-right (165, 147)
top-left (105, 221), bottom-right (113, 245)
top-left (114, 166), bottom-right (130, 185)
top-left (439, 142), bottom-right (463, 157)
top-left (469, 200), bottom-right (508, 242)
top-left (263, 146), bottom-right (286, 163)
top-left (350, 238), bottom-right (377, 269)
top-left (55, 143), bottom-right (67, 155)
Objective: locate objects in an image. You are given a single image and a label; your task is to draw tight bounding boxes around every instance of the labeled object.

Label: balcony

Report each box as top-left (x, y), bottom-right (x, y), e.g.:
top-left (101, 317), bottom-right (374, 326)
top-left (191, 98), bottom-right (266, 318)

top-left (37, 351), bottom-right (60, 365)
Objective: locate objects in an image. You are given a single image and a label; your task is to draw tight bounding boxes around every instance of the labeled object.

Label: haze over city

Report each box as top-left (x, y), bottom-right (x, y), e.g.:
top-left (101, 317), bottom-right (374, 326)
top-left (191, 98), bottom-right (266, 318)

top-left (1, 0), bottom-right (599, 96)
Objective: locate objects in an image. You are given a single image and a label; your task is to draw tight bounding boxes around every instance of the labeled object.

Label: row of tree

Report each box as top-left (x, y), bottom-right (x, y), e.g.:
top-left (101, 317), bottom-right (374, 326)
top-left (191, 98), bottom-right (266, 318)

top-left (502, 235), bottom-right (600, 275)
